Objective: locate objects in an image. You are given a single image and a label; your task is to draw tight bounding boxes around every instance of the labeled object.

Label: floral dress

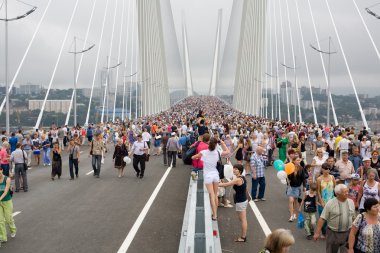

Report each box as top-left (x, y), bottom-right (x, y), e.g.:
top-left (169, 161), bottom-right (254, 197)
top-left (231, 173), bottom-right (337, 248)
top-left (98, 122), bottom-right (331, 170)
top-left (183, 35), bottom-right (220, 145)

top-left (353, 214), bottom-right (380, 253)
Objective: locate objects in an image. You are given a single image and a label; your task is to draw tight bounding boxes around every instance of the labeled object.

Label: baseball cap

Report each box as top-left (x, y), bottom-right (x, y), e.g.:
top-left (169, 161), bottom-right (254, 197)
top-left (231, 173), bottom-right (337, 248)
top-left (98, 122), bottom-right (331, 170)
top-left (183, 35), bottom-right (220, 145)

top-left (363, 157), bottom-right (371, 162)
top-left (171, 132), bottom-right (176, 136)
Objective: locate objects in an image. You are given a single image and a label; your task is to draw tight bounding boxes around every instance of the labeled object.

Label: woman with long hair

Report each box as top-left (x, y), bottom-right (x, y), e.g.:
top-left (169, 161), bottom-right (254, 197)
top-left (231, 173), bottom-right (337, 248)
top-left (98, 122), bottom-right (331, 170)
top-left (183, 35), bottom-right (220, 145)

top-left (192, 137), bottom-right (229, 221)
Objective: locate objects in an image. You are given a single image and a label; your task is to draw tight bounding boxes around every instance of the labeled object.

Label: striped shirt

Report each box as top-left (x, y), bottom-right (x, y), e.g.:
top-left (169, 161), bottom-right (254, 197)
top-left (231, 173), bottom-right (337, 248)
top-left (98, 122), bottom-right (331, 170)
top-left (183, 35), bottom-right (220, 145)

top-left (320, 197), bottom-right (356, 232)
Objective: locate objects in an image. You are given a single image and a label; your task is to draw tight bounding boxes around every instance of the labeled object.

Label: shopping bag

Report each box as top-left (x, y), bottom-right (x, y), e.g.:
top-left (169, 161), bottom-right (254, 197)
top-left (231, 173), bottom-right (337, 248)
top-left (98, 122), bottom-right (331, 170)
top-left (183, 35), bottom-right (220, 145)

top-left (297, 212), bottom-right (305, 229)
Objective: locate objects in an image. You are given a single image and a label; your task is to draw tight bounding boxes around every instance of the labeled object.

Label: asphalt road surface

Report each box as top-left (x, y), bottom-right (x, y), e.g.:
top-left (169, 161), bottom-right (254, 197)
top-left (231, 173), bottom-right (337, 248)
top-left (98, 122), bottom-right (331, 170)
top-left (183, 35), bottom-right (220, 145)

top-left (2, 144), bottom-right (326, 253)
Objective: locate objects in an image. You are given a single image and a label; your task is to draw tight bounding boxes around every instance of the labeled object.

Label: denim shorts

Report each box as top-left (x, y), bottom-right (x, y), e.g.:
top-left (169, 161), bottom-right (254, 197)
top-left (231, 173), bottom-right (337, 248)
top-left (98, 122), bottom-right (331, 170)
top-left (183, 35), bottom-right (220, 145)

top-left (286, 186), bottom-right (301, 198)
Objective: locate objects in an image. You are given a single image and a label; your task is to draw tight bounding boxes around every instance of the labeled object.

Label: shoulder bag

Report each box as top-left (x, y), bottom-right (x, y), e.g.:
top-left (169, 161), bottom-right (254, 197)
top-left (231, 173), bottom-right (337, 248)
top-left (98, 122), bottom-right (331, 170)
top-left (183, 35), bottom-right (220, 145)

top-left (217, 151), bottom-right (224, 179)
top-left (144, 142), bottom-right (150, 162)
top-left (22, 150), bottom-right (28, 171)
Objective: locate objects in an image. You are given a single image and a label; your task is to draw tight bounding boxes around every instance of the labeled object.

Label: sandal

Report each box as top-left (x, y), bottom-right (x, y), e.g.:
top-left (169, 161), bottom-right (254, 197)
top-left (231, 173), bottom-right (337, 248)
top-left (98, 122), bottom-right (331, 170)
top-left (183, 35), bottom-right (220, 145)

top-left (234, 237), bottom-right (246, 242)
top-left (211, 215), bottom-right (218, 221)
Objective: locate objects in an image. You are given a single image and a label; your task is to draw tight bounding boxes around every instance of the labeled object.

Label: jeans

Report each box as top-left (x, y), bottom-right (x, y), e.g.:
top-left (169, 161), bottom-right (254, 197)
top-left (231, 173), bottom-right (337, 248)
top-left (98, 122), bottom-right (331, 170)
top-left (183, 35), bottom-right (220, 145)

top-left (304, 212), bottom-right (317, 236)
top-left (0, 200), bottom-right (16, 242)
top-left (162, 148), bottom-right (168, 165)
top-left (251, 177), bottom-right (266, 199)
top-left (1, 164), bottom-right (9, 177)
top-left (69, 158), bottom-right (79, 178)
top-left (92, 155), bottom-right (102, 176)
top-left (167, 151), bottom-right (177, 167)
top-left (133, 154), bottom-right (146, 176)
top-left (15, 164), bottom-right (28, 191)
top-left (43, 148), bottom-right (51, 165)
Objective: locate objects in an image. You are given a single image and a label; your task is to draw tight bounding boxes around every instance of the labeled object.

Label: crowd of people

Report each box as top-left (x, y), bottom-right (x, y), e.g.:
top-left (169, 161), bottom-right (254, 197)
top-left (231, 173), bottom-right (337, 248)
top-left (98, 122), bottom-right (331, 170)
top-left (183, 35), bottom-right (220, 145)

top-left (1, 95), bottom-right (380, 252)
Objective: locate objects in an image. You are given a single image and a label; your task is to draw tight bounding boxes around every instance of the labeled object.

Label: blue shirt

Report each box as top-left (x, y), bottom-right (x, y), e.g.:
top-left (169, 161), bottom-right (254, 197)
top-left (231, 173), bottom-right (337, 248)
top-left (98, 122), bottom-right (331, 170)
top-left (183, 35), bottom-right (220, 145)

top-left (9, 137), bottom-right (18, 152)
top-left (250, 153), bottom-right (266, 178)
top-left (349, 155), bottom-right (363, 172)
top-left (178, 135), bottom-right (189, 146)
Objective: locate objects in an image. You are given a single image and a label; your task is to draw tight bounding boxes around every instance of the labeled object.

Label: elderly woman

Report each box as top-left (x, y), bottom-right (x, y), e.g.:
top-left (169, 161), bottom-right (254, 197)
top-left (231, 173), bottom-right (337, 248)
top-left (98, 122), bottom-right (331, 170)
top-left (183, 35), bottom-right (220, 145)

top-left (348, 198), bottom-right (380, 253)
top-left (219, 164), bottom-right (248, 242)
top-left (113, 139), bottom-right (128, 178)
top-left (259, 229), bottom-right (295, 253)
top-left (358, 168), bottom-right (380, 214)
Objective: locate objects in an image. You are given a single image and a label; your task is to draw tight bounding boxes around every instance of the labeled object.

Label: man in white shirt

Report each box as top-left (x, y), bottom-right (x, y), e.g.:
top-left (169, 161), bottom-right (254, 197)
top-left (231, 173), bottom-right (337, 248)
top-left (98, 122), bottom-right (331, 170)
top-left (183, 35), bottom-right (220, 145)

top-left (142, 128), bottom-right (152, 154)
top-left (338, 135), bottom-right (350, 158)
top-left (131, 134), bottom-right (149, 179)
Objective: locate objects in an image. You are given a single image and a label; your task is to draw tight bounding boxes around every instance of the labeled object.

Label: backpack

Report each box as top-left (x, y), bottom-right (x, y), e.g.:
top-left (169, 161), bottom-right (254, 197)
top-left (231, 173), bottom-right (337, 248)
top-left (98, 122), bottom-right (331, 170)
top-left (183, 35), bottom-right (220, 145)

top-left (183, 141), bottom-right (201, 165)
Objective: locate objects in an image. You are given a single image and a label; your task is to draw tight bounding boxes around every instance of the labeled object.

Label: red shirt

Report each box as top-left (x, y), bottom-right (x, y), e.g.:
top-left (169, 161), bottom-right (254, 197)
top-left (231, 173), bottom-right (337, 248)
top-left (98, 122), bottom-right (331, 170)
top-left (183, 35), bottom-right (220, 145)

top-left (192, 142), bottom-right (209, 169)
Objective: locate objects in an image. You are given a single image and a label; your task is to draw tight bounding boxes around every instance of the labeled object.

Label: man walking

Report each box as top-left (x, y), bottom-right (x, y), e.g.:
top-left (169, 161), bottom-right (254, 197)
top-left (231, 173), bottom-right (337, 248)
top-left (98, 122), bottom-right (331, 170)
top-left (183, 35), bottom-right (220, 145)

top-left (167, 132), bottom-right (180, 167)
top-left (314, 184), bottom-right (356, 253)
top-left (90, 131), bottom-right (104, 178)
top-left (131, 134), bottom-right (148, 179)
top-left (10, 143), bottom-right (28, 192)
top-left (250, 146), bottom-right (266, 201)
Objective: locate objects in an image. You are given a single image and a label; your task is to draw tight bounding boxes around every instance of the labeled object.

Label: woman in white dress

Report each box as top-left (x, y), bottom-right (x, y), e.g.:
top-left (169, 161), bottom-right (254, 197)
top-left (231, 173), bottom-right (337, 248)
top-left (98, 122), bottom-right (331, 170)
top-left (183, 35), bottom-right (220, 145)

top-left (360, 136), bottom-right (371, 158)
top-left (310, 148), bottom-right (327, 182)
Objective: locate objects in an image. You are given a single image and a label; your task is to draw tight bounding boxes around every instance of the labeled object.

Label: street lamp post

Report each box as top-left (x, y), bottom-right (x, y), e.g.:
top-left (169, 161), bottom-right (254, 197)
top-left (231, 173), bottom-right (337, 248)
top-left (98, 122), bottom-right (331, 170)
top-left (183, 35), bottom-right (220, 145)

top-left (310, 37), bottom-right (337, 127)
top-left (1, 0), bottom-right (36, 133)
top-left (69, 37), bottom-right (94, 127)
top-left (102, 58), bottom-right (121, 123)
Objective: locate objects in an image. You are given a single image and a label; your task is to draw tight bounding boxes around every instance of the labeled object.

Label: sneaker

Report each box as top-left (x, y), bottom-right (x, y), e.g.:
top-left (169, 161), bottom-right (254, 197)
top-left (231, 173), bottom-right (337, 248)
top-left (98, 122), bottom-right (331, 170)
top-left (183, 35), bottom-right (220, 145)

top-left (292, 214), bottom-right (297, 220)
top-left (253, 199), bottom-right (259, 202)
top-left (306, 235), bottom-right (313, 240)
top-left (96, 175), bottom-right (100, 178)
top-left (139, 175), bottom-right (144, 179)
top-left (191, 171), bottom-right (197, 181)
top-left (259, 198), bottom-right (266, 201)
top-left (10, 233), bottom-right (16, 238)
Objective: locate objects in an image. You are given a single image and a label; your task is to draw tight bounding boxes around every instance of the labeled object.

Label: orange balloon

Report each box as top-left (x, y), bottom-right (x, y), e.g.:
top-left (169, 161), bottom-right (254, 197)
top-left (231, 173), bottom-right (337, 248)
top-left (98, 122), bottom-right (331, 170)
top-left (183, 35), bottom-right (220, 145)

top-left (285, 163), bottom-right (295, 175)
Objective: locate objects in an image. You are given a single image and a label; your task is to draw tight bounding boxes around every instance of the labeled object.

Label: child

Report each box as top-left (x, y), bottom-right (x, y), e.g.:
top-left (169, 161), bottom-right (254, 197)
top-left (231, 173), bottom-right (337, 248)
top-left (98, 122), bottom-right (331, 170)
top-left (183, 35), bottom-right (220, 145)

top-left (299, 183), bottom-right (318, 240)
top-left (348, 173), bottom-right (360, 211)
top-left (304, 164), bottom-right (313, 191)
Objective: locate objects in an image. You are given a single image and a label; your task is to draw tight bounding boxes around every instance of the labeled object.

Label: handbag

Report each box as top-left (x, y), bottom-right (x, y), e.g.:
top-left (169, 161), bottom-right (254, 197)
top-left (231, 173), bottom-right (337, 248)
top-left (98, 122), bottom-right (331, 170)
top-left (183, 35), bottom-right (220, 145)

top-left (297, 212), bottom-right (305, 229)
top-left (22, 150), bottom-right (28, 171)
top-left (143, 142), bottom-right (150, 162)
top-left (217, 151), bottom-right (225, 179)
top-left (183, 141), bottom-right (201, 165)
top-left (90, 141), bottom-right (93, 155)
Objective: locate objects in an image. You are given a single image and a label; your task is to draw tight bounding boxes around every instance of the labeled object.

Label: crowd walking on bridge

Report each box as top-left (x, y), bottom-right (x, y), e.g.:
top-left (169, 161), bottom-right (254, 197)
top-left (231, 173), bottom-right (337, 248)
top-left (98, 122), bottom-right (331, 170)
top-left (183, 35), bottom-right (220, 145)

top-left (1, 96), bottom-right (380, 252)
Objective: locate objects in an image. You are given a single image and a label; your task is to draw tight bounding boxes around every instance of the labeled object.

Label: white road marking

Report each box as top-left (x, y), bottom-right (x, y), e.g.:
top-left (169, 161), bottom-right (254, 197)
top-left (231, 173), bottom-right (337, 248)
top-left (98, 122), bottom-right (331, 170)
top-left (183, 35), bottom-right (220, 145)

top-left (248, 198), bottom-right (272, 236)
top-left (86, 170), bottom-right (94, 175)
top-left (117, 165), bottom-right (173, 253)
top-left (12, 211), bottom-right (21, 217)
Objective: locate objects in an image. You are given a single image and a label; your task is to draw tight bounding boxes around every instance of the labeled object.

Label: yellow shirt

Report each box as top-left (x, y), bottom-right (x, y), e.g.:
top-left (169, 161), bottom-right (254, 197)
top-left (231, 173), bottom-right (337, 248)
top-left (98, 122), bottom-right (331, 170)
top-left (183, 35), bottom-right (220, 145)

top-left (335, 136), bottom-right (342, 150)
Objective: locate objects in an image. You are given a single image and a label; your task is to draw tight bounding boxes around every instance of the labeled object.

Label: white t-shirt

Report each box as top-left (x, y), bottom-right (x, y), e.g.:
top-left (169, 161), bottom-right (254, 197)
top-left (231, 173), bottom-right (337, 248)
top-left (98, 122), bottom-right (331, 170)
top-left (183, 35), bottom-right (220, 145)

top-left (200, 149), bottom-right (219, 175)
top-left (338, 138), bottom-right (350, 150)
top-left (142, 132), bottom-right (151, 142)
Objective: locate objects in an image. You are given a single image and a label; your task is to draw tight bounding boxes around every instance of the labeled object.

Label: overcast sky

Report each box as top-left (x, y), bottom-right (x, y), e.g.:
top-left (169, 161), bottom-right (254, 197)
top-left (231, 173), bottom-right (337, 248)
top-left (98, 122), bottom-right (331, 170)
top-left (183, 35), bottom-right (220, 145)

top-left (0, 0), bottom-right (379, 96)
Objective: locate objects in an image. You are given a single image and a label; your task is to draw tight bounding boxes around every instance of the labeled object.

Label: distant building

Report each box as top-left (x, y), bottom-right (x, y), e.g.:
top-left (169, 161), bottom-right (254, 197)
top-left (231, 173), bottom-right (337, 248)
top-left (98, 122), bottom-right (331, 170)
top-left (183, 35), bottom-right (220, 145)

top-left (280, 81), bottom-right (297, 106)
top-left (29, 100), bottom-right (72, 113)
top-left (17, 83), bottom-right (42, 95)
top-left (0, 85), bottom-right (16, 95)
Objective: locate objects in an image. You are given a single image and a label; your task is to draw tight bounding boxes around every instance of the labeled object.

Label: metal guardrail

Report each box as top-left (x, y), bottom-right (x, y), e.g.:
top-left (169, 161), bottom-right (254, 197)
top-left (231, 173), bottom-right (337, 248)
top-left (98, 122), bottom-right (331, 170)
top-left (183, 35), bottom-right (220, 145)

top-left (178, 171), bottom-right (222, 253)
